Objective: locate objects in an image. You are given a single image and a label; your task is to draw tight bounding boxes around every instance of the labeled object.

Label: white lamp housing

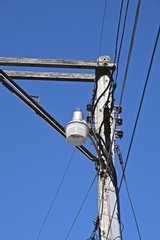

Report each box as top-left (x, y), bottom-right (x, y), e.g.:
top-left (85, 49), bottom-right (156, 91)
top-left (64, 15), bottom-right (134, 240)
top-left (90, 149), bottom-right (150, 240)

top-left (65, 108), bottom-right (89, 146)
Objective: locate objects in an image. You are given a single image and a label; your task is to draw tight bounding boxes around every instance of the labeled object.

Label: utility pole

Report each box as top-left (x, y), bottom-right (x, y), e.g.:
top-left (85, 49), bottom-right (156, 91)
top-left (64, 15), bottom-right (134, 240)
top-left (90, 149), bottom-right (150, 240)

top-left (95, 56), bottom-right (122, 240)
top-left (0, 55), bottom-right (122, 239)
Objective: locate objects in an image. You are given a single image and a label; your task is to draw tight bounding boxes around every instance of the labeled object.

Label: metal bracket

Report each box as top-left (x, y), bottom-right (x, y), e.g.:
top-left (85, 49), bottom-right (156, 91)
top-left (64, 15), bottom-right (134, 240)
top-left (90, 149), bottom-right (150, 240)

top-left (0, 69), bottom-right (97, 162)
top-left (97, 55), bottom-right (116, 70)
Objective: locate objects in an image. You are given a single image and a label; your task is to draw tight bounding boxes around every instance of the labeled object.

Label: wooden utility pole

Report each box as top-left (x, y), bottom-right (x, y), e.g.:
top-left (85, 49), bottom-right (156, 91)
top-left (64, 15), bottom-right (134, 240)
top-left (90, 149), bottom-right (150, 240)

top-left (95, 56), bottom-right (122, 239)
top-left (0, 56), bottom-right (121, 239)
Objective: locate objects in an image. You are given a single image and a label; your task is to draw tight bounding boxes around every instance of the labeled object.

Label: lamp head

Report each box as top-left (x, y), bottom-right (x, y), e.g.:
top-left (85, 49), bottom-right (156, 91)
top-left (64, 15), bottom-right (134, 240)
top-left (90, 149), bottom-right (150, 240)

top-left (65, 108), bottom-right (89, 146)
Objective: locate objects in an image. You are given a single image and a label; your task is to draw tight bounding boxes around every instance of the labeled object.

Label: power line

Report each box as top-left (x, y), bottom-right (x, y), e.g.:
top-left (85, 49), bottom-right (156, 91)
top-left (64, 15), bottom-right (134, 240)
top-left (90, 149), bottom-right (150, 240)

top-left (36, 148), bottom-right (76, 240)
top-left (87, 215), bottom-right (99, 240)
top-left (121, 164), bottom-right (142, 239)
top-left (115, 0), bottom-right (130, 82)
top-left (92, 0), bottom-right (141, 237)
top-left (98, 0), bottom-right (108, 57)
top-left (119, 25), bottom-right (160, 190)
top-left (91, 0), bottom-right (109, 142)
top-left (118, 0), bottom-right (141, 108)
top-left (114, 0), bottom-right (125, 62)
top-left (65, 173), bottom-right (98, 240)
top-left (108, 0), bottom-right (141, 166)
top-left (106, 0), bottom-right (141, 238)
top-left (107, 24), bottom-right (160, 239)
top-left (106, 0), bottom-right (141, 165)
top-left (116, 145), bottom-right (142, 239)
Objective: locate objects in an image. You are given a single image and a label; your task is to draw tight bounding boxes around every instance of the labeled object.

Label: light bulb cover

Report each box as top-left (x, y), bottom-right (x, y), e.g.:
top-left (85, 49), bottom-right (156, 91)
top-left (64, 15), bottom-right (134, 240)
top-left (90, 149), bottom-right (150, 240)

top-left (65, 120), bottom-right (89, 146)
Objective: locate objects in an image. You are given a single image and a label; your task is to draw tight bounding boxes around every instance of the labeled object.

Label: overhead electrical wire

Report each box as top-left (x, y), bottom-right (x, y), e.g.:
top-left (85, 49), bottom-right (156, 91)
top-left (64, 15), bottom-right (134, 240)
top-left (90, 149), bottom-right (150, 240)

top-left (91, 77), bottom-right (118, 187)
top-left (87, 215), bottom-right (99, 240)
top-left (90, 82), bottom-right (121, 238)
top-left (98, 0), bottom-right (108, 57)
top-left (89, 0), bottom-right (141, 237)
top-left (90, 0), bottom-right (109, 143)
top-left (91, 0), bottom-right (109, 138)
top-left (36, 148), bottom-right (76, 240)
top-left (115, 145), bottom-right (142, 240)
top-left (92, 0), bottom-right (130, 174)
top-left (114, 0), bottom-right (125, 63)
top-left (107, 24), bottom-right (160, 239)
top-left (92, 76), bottom-right (112, 117)
top-left (105, 0), bottom-right (142, 238)
top-left (108, 0), bottom-right (141, 173)
top-left (118, 0), bottom-right (141, 109)
top-left (94, 0), bottom-right (131, 152)
top-left (65, 173), bottom-right (98, 240)
top-left (90, 0), bottom-right (109, 144)
top-left (119, 25), bottom-right (160, 190)
top-left (121, 164), bottom-right (142, 239)
top-left (115, 0), bottom-right (130, 82)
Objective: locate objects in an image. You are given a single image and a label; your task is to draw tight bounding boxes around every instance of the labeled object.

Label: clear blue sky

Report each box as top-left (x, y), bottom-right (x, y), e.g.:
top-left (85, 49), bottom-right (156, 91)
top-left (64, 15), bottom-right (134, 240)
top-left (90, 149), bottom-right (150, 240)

top-left (0, 0), bottom-right (159, 239)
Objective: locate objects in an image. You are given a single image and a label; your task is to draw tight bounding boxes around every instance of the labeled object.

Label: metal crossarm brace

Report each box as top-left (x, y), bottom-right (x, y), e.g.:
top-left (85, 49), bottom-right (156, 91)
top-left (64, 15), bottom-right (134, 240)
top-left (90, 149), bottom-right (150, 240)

top-left (0, 69), bottom-right (96, 162)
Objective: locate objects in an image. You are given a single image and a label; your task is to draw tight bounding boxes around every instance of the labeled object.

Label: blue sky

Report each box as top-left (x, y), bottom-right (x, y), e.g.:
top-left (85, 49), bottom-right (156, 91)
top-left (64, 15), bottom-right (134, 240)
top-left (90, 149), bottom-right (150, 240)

top-left (0, 0), bottom-right (160, 239)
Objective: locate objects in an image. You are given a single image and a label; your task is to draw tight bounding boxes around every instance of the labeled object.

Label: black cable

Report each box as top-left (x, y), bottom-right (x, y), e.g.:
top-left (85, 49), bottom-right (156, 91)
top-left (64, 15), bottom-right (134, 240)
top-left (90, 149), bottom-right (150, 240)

top-left (91, 0), bottom-right (140, 232)
top-left (65, 173), bottom-right (98, 240)
top-left (90, 75), bottom-right (113, 156)
top-left (93, 76), bottom-right (112, 116)
top-left (105, 0), bottom-right (142, 238)
top-left (114, 0), bottom-right (125, 62)
top-left (90, 74), bottom-right (111, 138)
top-left (87, 215), bottom-right (99, 240)
top-left (91, 85), bottom-right (111, 143)
top-left (115, 0), bottom-right (130, 82)
top-left (119, 25), bottom-right (160, 190)
top-left (90, 75), bottom-right (112, 167)
top-left (107, 24), bottom-right (160, 239)
top-left (90, 80), bottom-right (98, 138)
top-left (97, 83), bottom-right (119, 188)
top-left (107, 0), bottom-right (141, 172)
top-left (95, 0), bottom-right (131, 165)
top-left (118, 0), bottom-right (141, 108)
top-left (36, 148), bottom-right (76, 240)
top-left (98, 0), bottom-right (108, 57)
top-left (121, 164), bottom-right (142, 239)
top-left (115, 145), bottom-right (142, 239)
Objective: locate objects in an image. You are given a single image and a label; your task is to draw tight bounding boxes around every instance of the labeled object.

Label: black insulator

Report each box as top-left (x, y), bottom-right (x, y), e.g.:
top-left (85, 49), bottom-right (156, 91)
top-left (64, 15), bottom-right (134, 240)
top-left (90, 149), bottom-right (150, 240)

top-left (116, 118), bottom-right (123, 126)
top-left (112, 81), bottom-right (117, 91)
top-left (114, 105), bottom-right (122, 114)
top-left (87, 115), bottom-right (92, 123)
top-left (87, 104), bottom-right (92, 111)
top-left (115, 130), bottom-right (123, 139)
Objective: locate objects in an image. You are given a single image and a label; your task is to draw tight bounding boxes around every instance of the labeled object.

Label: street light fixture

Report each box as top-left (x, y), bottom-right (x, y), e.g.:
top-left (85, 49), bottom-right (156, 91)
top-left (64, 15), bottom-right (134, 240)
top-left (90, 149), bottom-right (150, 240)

top-left (65, 108), bottom-right (89, 146)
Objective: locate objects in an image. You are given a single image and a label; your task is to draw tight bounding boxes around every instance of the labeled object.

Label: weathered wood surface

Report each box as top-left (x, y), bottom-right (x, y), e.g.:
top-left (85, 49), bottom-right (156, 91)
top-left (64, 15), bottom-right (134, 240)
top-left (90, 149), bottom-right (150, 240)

top-left (0, 57), bottom-right (115, 69)
top-left (0, 57), bottom-right (96, 69)
top-left (3, 71), bottom-right (95, 82)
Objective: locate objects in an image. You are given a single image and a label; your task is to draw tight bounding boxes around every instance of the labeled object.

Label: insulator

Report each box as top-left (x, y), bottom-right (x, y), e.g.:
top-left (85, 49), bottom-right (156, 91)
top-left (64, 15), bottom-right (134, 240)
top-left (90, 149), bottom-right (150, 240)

top-left (116, 118), bottom-right (123, 126)
top-left (87, 115), bottom-right (92, 123)
top-left (87, 104), bottom-right (92, 112)
top-left (89, 128), bottom-right (94, 135)
top-left (115, 145), bottom-right (123, 164)
top-left (93, 216), bottom-right (99, 226)
top-left (114, 105), bottom-right (122, 114)
top-left (115, 129), bottom-right (123, 139)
